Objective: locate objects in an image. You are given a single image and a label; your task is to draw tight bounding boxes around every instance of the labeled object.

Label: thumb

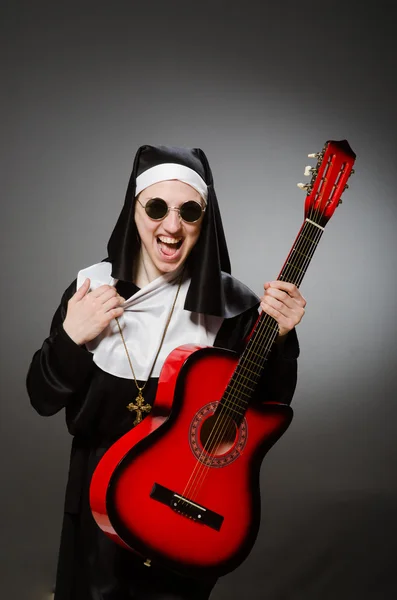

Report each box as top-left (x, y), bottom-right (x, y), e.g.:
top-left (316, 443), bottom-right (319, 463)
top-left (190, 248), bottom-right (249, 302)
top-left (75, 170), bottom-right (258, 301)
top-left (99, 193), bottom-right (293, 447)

top-left (73, 278), bottom-right (90, 302)
top-left (263, 281), bottom-right (271, 291)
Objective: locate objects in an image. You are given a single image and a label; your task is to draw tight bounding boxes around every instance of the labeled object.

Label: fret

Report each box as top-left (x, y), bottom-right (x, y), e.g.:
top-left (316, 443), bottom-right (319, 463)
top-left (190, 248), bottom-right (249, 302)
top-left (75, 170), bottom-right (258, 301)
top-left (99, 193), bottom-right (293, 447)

top-left (234, 382), bottom-right (255, 393)
top-left (285, 262), bottom-right (304, 274)
top-left (237, 362), bottom-right (263, 376)
top-left (229, 373), bottom-right (257, 392)
top-left (234, 388), bottom-right (251, 398)
top-left (297, 225), bottom-right (321, 241)
top-left (253, 321), bottom-right (278, 337)
top-left (299, 234), bottom-right (318, 244)
top-left (245, 347), bottom-right (268, 360)
top-left (222, 398), bottom-right (248, 417)
top-left (221, 402), bottom-right (245, 416)
top-left (242, 356), bottom-right (268, 369)
top-left (291, 248), bottom-right (310, 260)
top-left (230, 364), bottom-right (256, 383)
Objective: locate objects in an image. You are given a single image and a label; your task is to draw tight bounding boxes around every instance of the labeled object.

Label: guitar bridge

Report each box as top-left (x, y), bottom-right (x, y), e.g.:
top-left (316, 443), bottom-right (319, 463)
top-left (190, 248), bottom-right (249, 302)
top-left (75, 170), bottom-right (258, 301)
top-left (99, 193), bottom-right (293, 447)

top-left (150, 483), bottom-right (224, 531)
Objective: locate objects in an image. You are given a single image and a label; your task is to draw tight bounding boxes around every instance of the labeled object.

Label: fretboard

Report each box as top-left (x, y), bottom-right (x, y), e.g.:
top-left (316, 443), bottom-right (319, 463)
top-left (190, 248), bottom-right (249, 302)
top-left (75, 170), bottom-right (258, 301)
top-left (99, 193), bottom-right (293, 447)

top-left (220, 218), bottom-right (324, 423)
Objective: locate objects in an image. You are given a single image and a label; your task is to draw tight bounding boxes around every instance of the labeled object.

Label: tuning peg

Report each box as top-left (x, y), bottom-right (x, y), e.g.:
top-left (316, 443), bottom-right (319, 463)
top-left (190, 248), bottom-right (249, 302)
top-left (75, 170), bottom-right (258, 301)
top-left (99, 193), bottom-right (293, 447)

top-left (350, 168), bottom-right (355, 175)
top-left (304, 165), bottom-right (314, 176)
top-left (338, 199), bottom-right (343, 205)
top-left (297, 182), bottom-right (311, 191)
top-left (344, 184), bottom-right (349, 190)
top-left (308, 152), bottom-right (320, 158)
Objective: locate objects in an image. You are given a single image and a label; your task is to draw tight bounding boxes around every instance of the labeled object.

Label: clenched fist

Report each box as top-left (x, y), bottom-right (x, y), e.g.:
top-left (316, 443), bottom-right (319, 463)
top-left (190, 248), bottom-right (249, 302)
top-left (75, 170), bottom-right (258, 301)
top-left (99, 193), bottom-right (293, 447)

top-left (63, 278), bottom-right (125, 345)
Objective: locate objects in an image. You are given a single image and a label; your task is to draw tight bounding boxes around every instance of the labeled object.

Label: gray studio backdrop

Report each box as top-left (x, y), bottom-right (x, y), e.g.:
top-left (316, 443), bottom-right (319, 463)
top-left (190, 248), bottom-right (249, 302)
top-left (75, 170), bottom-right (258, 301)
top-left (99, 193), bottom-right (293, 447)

top-left (2, 1), bottom-right (397, 599)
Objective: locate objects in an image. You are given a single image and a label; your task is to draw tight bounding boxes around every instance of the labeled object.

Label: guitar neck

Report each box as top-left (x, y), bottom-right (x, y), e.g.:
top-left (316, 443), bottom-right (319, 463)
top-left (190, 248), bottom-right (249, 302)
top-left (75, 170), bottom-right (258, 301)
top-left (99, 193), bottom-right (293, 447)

top-left (221, 218), bottom-right (325, 421)
top-left (218, 138), bottom-right (356, 421)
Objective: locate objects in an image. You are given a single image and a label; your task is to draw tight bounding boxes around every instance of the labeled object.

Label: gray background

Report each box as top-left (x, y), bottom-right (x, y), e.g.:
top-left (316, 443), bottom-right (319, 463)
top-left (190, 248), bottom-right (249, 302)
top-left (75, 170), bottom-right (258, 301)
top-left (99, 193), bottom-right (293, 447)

top-left (2, 0), bottom-right (397, 598)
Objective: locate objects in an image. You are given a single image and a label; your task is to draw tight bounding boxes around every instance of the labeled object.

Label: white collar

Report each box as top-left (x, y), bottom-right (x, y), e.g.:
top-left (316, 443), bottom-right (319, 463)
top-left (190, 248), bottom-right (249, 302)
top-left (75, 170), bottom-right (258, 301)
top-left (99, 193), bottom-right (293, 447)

top-left (76, 262), bottom-right (223, 380)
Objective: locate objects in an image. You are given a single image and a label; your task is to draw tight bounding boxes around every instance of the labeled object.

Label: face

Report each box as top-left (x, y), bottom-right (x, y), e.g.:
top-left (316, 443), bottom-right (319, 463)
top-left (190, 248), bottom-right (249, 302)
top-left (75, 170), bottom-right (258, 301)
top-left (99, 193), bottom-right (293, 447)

top-left (134, 180), bottom-right (205, 281)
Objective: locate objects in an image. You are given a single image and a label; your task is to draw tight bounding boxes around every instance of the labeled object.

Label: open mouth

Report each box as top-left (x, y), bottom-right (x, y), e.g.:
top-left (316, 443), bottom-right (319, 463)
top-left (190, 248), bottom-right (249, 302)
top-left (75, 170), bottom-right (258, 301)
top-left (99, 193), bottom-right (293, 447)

top-left (157, 236), bottom-right (184, 257)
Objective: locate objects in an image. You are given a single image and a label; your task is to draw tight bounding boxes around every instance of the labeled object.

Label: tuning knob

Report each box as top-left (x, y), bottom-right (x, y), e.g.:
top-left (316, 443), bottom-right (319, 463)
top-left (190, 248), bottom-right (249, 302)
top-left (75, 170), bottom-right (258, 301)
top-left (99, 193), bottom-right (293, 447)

top-left (308, 152), bottom-right (320, 158)
top-left (304, 165), bottom-right (314, 176)
top-left (297, 182), bottom-right (311, 191)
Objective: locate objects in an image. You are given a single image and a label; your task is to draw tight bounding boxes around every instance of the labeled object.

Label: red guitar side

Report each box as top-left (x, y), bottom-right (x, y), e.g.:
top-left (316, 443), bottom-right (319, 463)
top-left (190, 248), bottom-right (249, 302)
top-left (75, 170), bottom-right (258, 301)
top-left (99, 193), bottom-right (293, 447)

top-left (90, 140), bottom-right (356, 577)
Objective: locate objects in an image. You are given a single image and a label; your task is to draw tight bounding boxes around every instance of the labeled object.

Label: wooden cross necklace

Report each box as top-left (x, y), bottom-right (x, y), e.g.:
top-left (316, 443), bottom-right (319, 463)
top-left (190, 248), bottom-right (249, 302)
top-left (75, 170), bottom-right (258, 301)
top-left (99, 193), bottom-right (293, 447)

top-left (115, 272), bottom-right (183, 426)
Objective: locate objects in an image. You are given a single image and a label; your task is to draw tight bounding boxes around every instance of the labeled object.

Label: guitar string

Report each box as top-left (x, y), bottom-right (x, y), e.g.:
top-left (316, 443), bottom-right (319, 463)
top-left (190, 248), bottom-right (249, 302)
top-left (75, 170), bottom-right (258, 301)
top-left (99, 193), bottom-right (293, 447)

top-left (180, 216), bottom-right (324, 504)
top-left (194, 193), bottom-right (329, 475)
top-left (180, 217), bottom-right (324, 504)
top-left (182, 215), bottom-right (326, 504)
top-left (179, 152), bottom-right (342, 504)
top-left (182, 224), bottom-right (323, 505)
top-left (180, 226), bottom-right (323, 506)
top-left (190, 226), bottom-right (324, 466)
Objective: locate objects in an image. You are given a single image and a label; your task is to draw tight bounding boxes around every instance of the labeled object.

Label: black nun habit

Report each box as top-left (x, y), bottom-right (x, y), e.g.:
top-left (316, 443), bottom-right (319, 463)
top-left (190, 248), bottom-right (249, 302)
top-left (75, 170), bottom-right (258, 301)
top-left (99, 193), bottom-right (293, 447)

top-left (27, 144), bottom-right (299, 600)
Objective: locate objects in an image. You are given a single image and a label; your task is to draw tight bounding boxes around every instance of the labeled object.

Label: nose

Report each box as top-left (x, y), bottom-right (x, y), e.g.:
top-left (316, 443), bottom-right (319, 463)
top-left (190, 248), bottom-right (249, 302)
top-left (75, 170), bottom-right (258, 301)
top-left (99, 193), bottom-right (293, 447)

top-left (162, 208), bottom-right (182, 233)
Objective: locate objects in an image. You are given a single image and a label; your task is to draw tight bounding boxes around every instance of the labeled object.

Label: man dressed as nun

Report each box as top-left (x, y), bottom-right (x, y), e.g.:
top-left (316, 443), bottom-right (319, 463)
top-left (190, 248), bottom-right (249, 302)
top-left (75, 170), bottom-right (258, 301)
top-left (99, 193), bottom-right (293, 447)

top-left (27, 145), bottom-right (306, 600)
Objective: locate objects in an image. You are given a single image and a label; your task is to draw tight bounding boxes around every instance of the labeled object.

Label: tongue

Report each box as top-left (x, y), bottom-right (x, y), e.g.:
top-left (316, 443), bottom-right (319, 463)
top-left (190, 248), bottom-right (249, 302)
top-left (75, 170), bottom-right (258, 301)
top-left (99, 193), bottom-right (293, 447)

top-left (159, 241), bottom-right (178, 256)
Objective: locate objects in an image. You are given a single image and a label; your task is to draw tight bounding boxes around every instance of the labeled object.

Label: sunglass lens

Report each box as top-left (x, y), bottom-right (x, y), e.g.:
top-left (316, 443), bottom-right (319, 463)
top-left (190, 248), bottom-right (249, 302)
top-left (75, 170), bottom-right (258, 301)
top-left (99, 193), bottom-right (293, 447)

top-left (180, 201), bottom-right (203, 222)
top-left (145, 198), bottom-right (168, 220)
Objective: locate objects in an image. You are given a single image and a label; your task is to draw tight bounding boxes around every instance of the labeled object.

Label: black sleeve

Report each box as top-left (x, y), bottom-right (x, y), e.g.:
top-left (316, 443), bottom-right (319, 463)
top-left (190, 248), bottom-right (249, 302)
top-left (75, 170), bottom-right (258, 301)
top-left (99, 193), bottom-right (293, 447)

top-left (256, 326), bottom-right (299, 405)
top-left (214, 306), bottom-right (300, 406)
top-left (26, 280), bottom-right (95, 417)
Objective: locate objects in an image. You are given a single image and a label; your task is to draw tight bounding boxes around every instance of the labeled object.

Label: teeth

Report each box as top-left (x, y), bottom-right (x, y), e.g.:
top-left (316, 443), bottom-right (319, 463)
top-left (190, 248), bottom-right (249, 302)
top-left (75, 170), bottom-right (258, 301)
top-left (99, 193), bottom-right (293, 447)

top-left (158, 236), bottom-right (182, 244)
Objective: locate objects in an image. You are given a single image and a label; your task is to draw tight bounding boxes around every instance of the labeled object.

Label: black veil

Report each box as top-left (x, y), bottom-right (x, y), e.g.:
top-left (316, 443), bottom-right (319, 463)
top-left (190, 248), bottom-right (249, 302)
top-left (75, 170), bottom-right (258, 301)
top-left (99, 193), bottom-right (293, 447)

top-left (107, 145), bottom-right (257, 318)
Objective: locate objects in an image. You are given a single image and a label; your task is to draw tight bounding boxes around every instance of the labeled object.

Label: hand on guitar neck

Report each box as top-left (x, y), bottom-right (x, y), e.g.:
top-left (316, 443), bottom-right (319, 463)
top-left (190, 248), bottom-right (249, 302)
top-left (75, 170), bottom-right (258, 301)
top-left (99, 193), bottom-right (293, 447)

top-left (261, 280), bottom-right (306, 339)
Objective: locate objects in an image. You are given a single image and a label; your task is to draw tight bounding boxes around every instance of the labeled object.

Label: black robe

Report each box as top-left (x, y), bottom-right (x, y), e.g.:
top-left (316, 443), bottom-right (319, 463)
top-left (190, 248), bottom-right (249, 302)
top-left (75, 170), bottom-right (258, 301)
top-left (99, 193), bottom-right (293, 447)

top-left (26, 276), bottom-right (299, 600)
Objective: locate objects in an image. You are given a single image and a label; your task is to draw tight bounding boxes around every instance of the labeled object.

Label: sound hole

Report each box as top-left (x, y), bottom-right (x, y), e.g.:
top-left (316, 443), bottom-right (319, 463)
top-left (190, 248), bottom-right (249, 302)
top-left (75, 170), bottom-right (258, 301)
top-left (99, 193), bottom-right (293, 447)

top-left (199, 414), bottom-right (237, 456)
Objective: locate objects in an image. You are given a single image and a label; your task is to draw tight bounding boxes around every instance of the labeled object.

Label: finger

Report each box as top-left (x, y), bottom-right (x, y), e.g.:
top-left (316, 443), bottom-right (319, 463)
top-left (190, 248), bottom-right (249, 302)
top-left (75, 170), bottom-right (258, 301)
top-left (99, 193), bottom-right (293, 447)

top-left (90, 286), bottom-right (118, 303)
top-left (103, 296), bottom-right (125, 313)
top-left (116, 293), bottom-right (126, 305)
top-left (260, 301), bottom-right (281, 330)
top-left (73, 278), bottom-right (90, 302)
top-left (264, 280), bottom-right (298, 295)
top-left (261, 295), bottom-right (305, 325)
top-left (264, 281), bottom-right (306, 306)
top-left (261, 294), bottom-right (291, 319)
top-left (261, 299), bottom-right (301, 334)
top-left (90, 284), bottom-right (117, 298)
top-left (264, 286), bottom-right (296, 309)
top-left (107, 306), bottom-right (124, 320)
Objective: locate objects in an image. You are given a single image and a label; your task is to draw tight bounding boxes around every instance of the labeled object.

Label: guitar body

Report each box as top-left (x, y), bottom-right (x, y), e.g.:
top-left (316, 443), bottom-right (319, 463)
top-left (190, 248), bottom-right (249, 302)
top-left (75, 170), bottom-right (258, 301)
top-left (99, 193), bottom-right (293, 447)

top-left (90, 344), bottom-right (292, 576)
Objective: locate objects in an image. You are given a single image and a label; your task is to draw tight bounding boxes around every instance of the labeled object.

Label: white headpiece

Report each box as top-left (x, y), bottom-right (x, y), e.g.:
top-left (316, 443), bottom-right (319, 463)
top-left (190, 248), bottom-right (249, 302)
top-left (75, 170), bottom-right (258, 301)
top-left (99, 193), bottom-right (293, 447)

top-left (135, 163), bottom-right (208, 203)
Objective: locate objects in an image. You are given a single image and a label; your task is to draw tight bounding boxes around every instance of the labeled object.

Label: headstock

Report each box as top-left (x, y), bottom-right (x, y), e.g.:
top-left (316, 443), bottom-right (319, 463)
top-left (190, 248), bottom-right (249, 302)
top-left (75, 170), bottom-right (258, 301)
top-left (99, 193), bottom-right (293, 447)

top-left (297, 140), bottom-right (356, 227)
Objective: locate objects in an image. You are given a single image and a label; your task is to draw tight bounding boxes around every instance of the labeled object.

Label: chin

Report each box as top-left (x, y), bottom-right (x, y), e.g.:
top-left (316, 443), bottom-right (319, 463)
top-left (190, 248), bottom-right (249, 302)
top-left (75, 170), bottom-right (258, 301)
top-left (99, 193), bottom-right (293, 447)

top-left (157, 260), bottom-right (184, 275)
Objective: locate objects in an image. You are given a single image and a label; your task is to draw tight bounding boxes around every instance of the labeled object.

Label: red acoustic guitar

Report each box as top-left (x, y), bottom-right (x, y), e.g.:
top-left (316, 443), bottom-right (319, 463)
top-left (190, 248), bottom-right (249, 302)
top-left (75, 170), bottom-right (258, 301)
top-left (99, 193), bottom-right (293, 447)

top-left (90, 140), bottom-right (356, 577)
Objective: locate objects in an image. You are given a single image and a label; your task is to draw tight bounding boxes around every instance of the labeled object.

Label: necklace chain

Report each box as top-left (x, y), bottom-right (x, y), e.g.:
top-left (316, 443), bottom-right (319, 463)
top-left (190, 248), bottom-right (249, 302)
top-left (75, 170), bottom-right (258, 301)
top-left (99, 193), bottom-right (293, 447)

top-left (115, 272), bottom-right (184, 424)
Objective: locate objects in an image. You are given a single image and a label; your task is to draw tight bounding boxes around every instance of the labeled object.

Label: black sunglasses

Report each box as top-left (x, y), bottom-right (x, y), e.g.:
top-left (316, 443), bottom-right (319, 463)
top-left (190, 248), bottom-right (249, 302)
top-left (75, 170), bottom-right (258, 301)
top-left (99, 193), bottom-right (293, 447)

top-left (137, 197), bottom-right (205, 223)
